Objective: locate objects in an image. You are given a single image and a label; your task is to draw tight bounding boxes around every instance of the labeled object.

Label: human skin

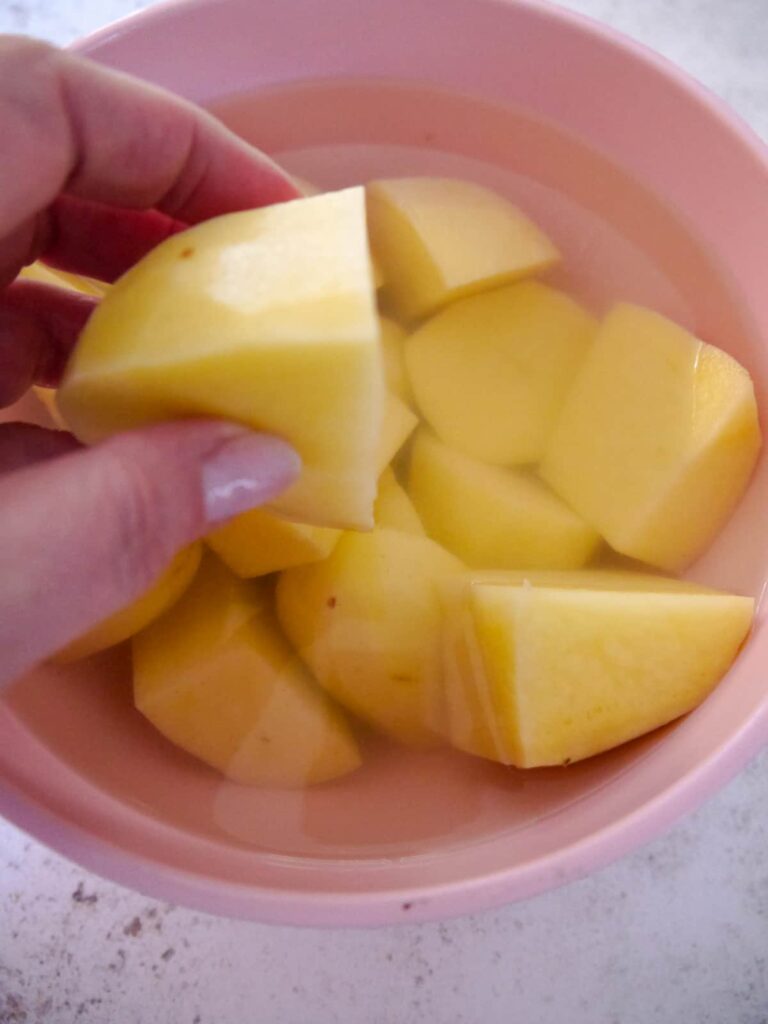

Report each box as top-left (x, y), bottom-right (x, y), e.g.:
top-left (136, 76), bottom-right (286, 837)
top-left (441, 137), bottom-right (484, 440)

top-left (0, 36), bottom-right (302, 686)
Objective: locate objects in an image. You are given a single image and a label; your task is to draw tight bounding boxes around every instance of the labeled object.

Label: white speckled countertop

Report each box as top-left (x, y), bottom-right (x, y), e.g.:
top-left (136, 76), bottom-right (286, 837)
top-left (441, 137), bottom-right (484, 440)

top-left (1, 2), bottom-right (768, 1022)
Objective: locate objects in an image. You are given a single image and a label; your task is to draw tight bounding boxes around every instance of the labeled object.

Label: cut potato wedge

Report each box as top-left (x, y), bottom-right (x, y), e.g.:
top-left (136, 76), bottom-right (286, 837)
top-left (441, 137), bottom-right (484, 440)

top-left (409, 431), bottom-right (599, 569)
top-left (541, 304), bottom-right (761, 569)
top-left (439, 570), bottom-right (753, 767)
top-left (59, 188), bottom-right (383, 530)
top-left (133, 554), bottom-right (361, 787)
top-left (367, 177), bottom-right (559, 320)
top-left (277, 529), bottom-right (463, 747)
top-left (405, 281), bottom-right (595, 465)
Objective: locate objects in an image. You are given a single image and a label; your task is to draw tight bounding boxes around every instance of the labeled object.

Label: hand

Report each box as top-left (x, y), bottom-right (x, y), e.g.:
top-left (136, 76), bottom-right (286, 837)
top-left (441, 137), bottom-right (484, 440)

top-left (0, 36), bottom-right (302, 687)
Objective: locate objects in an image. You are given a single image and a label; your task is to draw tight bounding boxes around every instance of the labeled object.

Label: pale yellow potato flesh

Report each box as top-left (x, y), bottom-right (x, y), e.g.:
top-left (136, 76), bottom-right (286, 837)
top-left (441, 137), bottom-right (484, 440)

top-left (405, 281), bottom-right (595, 465)
top-left (379, 316), bottom-right (413, 406)
top-left (408, 431), bottom-right (599, 569)
top-left (367, 177), bottom-right (559, 321)
top-left (374, 467), bottom-right (425, 534)
top-left (133, 554), bottom-right (361, 787)
top-left (541, 304), bottom-right (761, 570)
top-left (58, 188), bottom-right (383, 530)
top-left (439, 571), bottom-right (753, 767)
top-left (377, 391), bottom-right (419, 470)
top-left (276, 529), bottom-right (463, 747)
top-left (206, 511), bottom-right (341, 579)
top-left (292, 180), bottom-right (385, 286)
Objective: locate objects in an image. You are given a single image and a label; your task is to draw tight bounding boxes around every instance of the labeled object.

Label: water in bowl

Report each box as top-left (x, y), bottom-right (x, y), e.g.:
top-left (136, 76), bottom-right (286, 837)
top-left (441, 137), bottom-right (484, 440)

top-left (7, 78), bottom-right (764, 866)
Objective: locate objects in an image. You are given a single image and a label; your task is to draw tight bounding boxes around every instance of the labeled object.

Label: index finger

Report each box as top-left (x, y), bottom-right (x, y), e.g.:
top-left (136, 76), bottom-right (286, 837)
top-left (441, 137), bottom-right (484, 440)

top-left (0, 36), bottom-right (298, 277)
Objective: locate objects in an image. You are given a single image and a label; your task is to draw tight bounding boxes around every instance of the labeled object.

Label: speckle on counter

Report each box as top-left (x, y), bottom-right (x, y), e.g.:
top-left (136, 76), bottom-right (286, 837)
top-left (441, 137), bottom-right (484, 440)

top-left (1, 1), bottom-right (768, 1022)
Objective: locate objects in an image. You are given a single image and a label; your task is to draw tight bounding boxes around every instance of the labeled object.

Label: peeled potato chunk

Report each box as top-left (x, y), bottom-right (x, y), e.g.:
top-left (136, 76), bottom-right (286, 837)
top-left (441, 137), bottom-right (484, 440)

top-left (133, 554), bottom-right (361, 787)
top-left (439, 570), bottom-right (754, 767)
top-left (408, 431), bottom-right (599, 569)
top-left (291, 179), bottom-right (385, 286)
top-left (59, 188), bottom-right (383, 530)
top-left (276, 529), bottom-right (463, 747)
top-left (541, 304), bottom-right (761, 570)
top-left (367, 177), bottom-right (559, 320)
top-left (405, 282), bottom-right (595, 465)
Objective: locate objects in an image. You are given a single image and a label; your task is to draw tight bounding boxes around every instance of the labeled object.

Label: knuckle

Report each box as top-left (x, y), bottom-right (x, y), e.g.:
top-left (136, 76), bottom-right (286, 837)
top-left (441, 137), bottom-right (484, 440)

top-left (0, 37), bottom-right (61, 105)
top-left (155, 120), bottom-right (205, 217)
top-left (0, 37), bottom-right (71, 192)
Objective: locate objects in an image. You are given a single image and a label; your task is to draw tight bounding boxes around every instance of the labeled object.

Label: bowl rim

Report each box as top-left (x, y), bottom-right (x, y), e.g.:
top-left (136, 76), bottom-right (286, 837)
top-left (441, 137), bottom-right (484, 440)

top-left (1, 0), bottom-right (767, 928)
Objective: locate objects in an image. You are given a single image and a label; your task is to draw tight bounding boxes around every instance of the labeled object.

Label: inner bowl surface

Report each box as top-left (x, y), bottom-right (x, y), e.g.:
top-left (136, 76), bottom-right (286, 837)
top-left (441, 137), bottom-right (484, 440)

top-left (1, 0), bottom-right (767, 926)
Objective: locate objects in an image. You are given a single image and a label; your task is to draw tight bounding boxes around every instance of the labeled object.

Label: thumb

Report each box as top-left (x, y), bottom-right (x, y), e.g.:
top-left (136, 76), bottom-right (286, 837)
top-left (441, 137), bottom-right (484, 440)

top-left (0, 419), bottom-right (300, 686)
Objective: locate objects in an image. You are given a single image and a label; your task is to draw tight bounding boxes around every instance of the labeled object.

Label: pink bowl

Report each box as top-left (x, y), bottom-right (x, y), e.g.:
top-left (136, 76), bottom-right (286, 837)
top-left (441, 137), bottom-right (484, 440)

top-left (2, 0), bottom-right (768, 927)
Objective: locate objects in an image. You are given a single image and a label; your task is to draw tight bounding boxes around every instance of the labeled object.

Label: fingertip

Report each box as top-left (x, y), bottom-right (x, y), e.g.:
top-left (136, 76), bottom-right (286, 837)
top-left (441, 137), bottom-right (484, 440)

top-left (201, 431), bottom-right (302, 525)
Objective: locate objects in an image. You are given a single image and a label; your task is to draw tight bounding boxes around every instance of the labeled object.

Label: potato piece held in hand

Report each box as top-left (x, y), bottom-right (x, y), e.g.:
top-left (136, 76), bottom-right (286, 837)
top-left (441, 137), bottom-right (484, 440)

top-left (406, 281), bottom-right (595, 465)
top-left (277, 529), bottom-right (463, 747)
top-left (59, 188), bottom-right (383, 530)
top-left (439, 570), bottom-right (754, 767)
top-left (56, 543), bottom-right (202, 662)
top-left (374, 467), bottom-right (425, 534)
top-left (367, 177), bottom-right (559, 321)
top-left (133, 553), bottom-right (361, 787)
top-left (409, 431), bottom-right (599, 569)
top-left (541, 304), bottom-right (761, 570)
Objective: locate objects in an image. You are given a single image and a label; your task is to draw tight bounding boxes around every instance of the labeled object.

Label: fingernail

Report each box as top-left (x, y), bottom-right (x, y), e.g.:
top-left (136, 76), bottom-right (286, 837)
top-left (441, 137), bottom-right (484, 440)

top-left (201, 432), bottom-right (301, 525)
